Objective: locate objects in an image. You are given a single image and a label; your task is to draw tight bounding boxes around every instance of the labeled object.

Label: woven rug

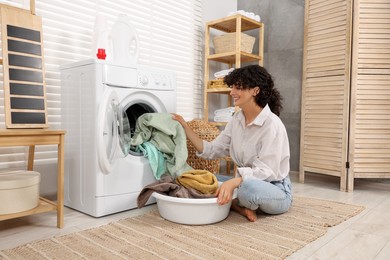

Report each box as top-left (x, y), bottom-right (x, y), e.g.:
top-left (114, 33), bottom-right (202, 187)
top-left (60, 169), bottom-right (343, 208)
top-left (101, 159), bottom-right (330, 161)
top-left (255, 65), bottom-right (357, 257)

top-left (0, 196), bottom-right (364, 260)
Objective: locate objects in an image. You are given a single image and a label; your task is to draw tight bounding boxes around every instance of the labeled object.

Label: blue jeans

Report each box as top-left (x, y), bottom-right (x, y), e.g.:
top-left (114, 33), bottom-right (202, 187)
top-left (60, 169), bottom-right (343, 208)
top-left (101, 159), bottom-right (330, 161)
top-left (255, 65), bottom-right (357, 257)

top-left (216, 175), bottom-right (293, 215)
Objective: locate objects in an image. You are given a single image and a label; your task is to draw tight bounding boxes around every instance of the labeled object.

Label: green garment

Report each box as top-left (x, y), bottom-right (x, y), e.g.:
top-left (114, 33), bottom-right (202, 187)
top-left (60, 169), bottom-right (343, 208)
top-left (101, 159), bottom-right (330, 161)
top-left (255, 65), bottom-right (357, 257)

top-left (136, 142), bottom-right (166, 180)
top-left (131, 113), bottom-right (193, 178)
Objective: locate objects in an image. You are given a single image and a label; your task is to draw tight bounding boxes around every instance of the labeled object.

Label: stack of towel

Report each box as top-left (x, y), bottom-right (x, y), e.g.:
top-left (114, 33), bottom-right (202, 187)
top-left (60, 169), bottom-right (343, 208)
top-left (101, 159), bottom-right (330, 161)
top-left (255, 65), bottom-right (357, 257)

top-left (214, 107), bottom-right (235, 122)
top-left (228, 10), bottom-right (261, 22)
top-left (214, 68), bottom-right (234, 79)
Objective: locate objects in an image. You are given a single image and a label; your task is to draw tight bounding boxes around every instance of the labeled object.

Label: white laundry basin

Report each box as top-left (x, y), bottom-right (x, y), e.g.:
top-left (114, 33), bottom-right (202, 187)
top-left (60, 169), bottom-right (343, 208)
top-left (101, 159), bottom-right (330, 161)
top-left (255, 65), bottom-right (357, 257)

top-left (152, 187), bottom-right (237, 225)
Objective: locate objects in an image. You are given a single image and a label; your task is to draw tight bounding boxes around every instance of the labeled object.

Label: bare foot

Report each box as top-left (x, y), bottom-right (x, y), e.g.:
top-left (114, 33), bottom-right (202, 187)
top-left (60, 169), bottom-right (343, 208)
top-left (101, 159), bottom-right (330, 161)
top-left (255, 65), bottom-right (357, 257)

top-left (231, 199), bottom-right (257, 222)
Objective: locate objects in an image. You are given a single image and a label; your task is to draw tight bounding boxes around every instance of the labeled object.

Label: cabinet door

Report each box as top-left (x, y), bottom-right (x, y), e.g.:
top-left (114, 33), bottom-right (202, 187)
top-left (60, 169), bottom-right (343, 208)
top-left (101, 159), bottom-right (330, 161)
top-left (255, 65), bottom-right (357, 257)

top-left (300, 0), bottom-right (353, 191)
top-left (348, 0), bottom-right (390, 189)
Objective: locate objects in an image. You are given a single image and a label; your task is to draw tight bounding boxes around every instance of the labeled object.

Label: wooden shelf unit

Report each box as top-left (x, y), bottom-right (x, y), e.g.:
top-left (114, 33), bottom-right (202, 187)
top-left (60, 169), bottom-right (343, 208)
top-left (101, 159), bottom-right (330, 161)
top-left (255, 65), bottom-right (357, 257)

top-left (203, 14), bottom-right (264, 125)
top-left (203, 14), bottom-right (264, 174)
top-left (0, 129), bottom-right (66, 228)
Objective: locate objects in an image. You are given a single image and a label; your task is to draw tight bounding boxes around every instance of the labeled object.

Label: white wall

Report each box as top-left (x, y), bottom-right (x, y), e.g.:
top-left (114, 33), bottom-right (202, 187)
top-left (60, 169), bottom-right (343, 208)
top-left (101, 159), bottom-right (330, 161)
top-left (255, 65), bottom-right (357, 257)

top-left (202, 0), bottom-right (237, 24)
top-left (201, 0), bottom-right (237, 121)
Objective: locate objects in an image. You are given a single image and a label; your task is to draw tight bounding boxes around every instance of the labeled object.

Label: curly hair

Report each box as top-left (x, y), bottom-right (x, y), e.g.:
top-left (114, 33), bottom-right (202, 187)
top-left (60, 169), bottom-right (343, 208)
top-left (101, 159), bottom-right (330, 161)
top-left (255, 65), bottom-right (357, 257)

top-left (223, 65), bottom-right (283, 116)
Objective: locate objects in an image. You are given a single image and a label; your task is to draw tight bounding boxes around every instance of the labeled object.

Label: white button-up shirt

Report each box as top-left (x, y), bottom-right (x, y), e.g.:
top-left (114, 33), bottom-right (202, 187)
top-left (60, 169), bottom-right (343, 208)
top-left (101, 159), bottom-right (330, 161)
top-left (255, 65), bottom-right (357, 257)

top-left (198, 104), bottom-right (290, 182)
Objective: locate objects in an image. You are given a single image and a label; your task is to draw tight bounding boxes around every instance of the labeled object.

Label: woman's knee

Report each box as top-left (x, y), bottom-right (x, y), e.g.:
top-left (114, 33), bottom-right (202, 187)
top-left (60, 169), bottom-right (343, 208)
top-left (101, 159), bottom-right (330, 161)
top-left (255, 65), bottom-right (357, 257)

top-left (257, 198), bottom-right (292, 215)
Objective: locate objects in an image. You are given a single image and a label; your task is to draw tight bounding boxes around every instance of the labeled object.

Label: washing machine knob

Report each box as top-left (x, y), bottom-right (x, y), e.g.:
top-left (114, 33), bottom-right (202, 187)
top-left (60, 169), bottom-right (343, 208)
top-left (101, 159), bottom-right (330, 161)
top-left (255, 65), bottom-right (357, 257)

top-left (140, 75), bottom-right (149, 86)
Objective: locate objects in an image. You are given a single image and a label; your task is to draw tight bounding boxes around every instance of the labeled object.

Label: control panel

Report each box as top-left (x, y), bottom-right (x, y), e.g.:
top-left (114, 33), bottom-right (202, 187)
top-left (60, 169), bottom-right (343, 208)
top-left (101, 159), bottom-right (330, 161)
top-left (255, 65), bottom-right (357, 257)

top-left (137, 66), bottom-right (175, 90)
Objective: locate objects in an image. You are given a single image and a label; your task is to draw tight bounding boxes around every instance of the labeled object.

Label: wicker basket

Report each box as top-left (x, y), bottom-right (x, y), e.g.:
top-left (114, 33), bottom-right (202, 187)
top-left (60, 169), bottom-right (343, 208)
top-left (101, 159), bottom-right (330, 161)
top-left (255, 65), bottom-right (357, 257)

top-left (213, 32), bottom-right (255, 54)
top-left (186, 120), bottom-right (220, 174)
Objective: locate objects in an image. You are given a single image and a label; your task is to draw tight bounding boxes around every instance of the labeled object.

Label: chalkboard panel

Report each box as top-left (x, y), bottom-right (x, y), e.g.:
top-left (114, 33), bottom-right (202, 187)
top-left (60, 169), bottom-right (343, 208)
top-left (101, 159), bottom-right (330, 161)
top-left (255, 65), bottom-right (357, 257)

top-left (9, 68), bottom-right (43, 83)
top-left (7, 24), bottom-right (40, 42)
top-left (10, 83), bottom-right (44, 96)
top-left (7, 39), bottom-right (41, 56)
top-left (11, 97), bottom-right (45, 110)
top-left (1, 8), bottom-right (48, 128)
top-left (11, 112), bottom-right (46, 124)
top-left (9, 54), bottom-right (42, 69)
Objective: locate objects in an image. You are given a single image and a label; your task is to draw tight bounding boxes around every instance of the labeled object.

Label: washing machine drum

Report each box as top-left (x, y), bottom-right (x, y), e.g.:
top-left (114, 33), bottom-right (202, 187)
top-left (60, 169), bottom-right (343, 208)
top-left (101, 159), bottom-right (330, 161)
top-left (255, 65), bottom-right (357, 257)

top-left (97, 89), bottom-right (131, 174)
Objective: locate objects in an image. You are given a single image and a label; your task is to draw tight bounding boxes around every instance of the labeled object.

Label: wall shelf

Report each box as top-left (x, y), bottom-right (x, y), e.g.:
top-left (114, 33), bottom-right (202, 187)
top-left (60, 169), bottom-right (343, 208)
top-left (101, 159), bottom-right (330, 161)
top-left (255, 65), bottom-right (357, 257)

top-left (207, 52), bottom-right (262, 64)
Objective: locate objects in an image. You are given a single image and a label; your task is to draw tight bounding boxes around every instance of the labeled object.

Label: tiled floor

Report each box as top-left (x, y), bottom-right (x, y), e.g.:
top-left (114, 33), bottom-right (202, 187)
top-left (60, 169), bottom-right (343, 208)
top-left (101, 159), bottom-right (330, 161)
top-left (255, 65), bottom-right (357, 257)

top-left (1, 172), bottom-right (389, 259)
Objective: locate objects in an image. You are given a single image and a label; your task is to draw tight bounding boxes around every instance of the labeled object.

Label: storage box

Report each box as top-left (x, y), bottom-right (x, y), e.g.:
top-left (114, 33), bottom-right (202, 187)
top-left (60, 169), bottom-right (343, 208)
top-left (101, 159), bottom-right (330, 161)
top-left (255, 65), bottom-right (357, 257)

top-left (0, 171), bottom-right (40, 215)
top-left (213, 32), bottom-right (255, 54)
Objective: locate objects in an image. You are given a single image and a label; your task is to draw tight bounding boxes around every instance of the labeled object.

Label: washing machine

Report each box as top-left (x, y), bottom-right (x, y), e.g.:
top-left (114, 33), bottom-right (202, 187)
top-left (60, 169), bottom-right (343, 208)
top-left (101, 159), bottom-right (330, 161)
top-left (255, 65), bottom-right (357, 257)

top-left (60, 58), bottom-right (176, 217)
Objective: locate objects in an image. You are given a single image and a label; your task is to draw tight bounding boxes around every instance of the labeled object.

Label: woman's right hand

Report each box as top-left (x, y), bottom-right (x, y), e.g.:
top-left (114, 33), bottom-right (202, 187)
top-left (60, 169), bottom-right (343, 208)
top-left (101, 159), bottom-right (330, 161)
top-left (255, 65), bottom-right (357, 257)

top-left (171, 113), bottom-right (204, 153)
top-left (171, 113), bottom-right (187, 127)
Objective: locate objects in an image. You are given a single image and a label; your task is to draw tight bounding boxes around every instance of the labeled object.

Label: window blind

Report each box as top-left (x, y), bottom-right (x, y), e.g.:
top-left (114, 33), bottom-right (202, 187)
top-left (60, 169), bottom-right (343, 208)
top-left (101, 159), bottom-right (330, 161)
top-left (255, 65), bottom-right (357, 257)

top-left (0, 0), bottom-right (203, 170)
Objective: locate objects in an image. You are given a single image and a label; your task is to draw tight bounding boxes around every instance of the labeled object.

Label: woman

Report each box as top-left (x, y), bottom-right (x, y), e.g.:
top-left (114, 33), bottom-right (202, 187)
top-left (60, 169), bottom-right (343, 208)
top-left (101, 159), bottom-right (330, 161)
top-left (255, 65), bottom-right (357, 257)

top-left (172, 65), bottom-right (292, 222)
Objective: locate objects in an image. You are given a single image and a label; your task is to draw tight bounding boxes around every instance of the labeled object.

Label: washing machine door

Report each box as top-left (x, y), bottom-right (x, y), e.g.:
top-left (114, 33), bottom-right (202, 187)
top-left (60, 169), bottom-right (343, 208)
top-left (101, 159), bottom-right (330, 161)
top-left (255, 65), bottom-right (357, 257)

top-left (97, 89), bottom-right (131, 174)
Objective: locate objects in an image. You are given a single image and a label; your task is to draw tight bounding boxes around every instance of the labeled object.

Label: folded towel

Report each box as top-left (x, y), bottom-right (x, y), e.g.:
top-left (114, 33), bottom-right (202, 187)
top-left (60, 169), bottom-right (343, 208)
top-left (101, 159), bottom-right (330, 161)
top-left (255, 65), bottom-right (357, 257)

top-left (175, 170), bottom-right (218, 195)
top-left (214, 115), bottom-right (233, 122)
top-left (214, 107), bottom-right (235, 116)
top-left (214, 68), bottom-right (234, 79)
top-left (137, 174), bottom-right (215, 208)
top-left (228, 10), bottom-right (261, 22)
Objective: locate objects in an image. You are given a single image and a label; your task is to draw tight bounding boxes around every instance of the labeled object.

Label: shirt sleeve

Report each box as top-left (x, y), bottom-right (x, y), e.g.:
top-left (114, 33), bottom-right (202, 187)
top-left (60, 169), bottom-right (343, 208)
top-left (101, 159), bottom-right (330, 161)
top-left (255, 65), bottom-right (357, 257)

top-left (236, 125), bottom-right (290, 182)
top-left (196, 120), bottom-right (232, 159)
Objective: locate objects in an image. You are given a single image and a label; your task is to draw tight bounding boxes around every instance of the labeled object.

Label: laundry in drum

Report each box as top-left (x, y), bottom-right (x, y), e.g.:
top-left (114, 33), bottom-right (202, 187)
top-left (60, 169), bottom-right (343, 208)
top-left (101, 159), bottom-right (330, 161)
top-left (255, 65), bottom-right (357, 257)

top-left (131, 113), bottom-right (193, 178)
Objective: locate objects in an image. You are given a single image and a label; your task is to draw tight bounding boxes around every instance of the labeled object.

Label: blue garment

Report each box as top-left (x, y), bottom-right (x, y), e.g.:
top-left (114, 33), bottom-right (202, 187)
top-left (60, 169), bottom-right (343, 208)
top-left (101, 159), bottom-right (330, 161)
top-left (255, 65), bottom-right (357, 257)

top-left (136, 142), bottom-right (166, 180)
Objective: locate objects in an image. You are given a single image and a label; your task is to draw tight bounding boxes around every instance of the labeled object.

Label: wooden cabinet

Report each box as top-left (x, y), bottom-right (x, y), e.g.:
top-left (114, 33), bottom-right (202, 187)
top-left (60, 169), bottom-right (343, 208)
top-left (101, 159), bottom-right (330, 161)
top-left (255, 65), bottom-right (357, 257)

top-left (299, 0), bottom-right (390, 191)
top-left (203, 14), bottom-right (264, 125)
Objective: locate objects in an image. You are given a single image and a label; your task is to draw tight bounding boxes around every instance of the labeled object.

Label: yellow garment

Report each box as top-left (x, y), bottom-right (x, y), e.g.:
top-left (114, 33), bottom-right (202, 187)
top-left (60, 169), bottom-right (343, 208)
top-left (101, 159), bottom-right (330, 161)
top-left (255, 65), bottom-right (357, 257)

top-left (175, 170), bottom-right (218, 194)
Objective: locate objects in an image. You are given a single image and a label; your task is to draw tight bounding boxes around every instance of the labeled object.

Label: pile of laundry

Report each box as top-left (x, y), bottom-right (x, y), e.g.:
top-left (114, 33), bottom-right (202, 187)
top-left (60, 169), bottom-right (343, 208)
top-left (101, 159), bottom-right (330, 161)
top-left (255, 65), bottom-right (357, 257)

top-left (130, 113), bottom-right (219, 208)
top-left (137, 170), bottom-right (218, 208)
top-left (214, 107), bottom-right (235, 122)
top-left (130, 113), bottom-right (193, 180)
